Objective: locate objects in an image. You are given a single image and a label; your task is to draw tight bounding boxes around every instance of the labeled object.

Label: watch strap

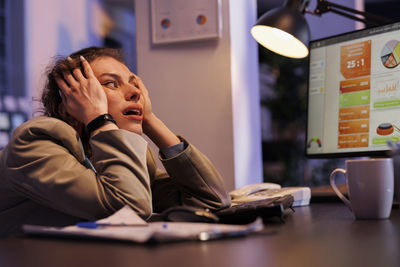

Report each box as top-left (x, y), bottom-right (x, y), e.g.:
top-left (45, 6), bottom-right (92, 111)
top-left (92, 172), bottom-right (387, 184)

top-left (86, 114), bottom-right (117, 136)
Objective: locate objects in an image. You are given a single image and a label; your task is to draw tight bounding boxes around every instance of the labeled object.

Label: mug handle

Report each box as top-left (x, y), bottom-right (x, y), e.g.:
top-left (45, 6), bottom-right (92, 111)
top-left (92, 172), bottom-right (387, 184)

top-left (329, 168), bottom-right (351, 208)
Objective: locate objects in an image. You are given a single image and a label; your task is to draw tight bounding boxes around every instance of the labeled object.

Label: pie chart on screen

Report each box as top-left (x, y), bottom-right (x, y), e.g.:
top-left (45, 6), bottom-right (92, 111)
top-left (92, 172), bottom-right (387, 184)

top-left (381, 40), bottom-right (400, 68)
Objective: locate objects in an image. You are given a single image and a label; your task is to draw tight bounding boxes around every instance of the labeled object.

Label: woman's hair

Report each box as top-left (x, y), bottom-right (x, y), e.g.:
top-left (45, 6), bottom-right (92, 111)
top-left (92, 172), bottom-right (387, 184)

top-left (41, 46), bottom-right (125, 155)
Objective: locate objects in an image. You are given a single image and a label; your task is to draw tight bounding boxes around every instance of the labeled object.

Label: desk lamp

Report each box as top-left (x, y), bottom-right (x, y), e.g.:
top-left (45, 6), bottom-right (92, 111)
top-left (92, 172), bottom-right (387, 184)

top-left (251, 0), bottom-right (394, 59)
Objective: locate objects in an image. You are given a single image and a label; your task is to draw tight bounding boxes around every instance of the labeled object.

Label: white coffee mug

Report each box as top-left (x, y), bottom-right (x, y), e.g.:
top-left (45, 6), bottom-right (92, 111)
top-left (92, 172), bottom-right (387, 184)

top-left (330, 158), bottom-right (394, 219)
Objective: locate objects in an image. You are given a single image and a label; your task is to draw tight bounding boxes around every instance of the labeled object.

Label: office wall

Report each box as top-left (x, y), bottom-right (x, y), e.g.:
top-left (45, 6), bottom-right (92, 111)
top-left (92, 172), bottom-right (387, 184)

top-left (24, 0), bottom-right (104, 113)
top-left (135, 0), bottom-right (262, 190)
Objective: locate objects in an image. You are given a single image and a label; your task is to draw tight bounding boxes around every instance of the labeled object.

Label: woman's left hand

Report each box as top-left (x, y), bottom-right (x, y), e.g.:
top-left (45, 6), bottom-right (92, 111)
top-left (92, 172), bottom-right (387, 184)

top-left (135, 75), bottom-right (155, 130)
top-left (135, 75), bottom-right (180, 148)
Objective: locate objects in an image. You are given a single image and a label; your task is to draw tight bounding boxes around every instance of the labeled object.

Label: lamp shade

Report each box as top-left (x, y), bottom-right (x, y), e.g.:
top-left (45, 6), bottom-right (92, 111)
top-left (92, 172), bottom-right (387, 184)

top-left (251, 6), bottom-right (310, 58)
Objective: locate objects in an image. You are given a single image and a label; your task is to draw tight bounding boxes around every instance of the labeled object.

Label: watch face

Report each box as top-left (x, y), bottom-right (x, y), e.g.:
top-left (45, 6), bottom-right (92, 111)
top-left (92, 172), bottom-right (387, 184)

top-left (104, 114), bottom-right (113, 120)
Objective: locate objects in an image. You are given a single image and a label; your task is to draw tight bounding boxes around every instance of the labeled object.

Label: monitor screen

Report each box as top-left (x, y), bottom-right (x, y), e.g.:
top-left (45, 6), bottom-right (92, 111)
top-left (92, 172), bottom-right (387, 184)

top-left (307, 21), bottom-right (400, 158)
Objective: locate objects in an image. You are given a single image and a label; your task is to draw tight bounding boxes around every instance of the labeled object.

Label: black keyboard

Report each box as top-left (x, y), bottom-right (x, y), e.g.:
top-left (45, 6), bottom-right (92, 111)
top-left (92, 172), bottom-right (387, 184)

top-left (214, 195), bottom-right (294, 224)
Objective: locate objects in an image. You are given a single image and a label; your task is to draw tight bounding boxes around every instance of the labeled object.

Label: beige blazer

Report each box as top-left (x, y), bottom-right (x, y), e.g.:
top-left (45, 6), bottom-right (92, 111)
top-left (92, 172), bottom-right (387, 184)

top-left (0, 116), bottom-right (230, 235)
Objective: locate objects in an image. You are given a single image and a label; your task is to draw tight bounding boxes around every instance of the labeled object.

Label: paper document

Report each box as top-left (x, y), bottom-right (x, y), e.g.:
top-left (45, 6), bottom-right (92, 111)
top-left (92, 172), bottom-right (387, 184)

top-left (23, 206), bottom-right (263, 243)
top-left (96, 205), bottom-right (148, 225)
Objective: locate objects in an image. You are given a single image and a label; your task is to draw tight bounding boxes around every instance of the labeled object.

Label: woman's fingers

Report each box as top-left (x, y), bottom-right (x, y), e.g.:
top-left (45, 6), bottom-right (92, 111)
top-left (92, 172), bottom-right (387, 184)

top-left (55, 75), bottom-right (70, 93)
top-left (59, 88), bottom-right (67, 104)
top-left (63, 72), bottom-right (79, 90)
top-left (133, 74), bottom-right (153, 120)
top-left (72, 68), bottom-right (85, 81)
top-left (134, 75), bottom-right (149, 96)
top-left (65, 56), bottom-right (91, 83)
top-left (55, 76), bottom-right (69, 105)
top-left (135, 75), bottom-right (144, 88)
top-left (80, 56), bottom-right (94, 78)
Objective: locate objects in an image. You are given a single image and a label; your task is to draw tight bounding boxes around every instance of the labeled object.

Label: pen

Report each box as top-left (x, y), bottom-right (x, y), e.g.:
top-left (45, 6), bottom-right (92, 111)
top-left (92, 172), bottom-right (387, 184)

top-left (76, 221), bottom-right (147, 229)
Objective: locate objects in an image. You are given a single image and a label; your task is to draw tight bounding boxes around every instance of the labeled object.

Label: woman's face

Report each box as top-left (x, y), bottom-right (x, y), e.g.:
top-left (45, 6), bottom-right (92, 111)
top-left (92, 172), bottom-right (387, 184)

top-left (90, 56), bottom-right (144, 134)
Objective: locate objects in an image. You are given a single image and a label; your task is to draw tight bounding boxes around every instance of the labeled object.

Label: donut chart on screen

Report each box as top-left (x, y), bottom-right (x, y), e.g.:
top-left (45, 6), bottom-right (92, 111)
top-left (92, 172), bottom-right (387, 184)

top-left (381, 40), bottom-right (400, 68)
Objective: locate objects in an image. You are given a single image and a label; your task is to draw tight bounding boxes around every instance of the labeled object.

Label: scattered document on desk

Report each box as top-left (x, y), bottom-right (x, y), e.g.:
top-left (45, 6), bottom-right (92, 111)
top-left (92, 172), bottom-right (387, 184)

top-left (262, 187), bottom-right (311, 207)
top-left (96, 205), bottom-right (148, 226)
top-left (230, 183), bottom-right (311, 207)
top-left (23, 206), bottom-right (263, 243)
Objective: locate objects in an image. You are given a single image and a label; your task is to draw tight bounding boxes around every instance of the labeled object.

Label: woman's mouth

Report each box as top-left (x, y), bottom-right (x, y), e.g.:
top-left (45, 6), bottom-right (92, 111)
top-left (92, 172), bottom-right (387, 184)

top-left (123, 109), bottom-right (142, 116)
top-left (123, 107), bottom-right (143, 121)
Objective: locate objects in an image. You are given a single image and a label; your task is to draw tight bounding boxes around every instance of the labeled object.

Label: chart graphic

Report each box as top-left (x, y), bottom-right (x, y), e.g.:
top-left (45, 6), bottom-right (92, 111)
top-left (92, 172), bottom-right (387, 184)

top-left (196, 15), bottom-right (207, 25)
top-left (376, 122), bottom-right (394, 135)
top-left (160, 18), bottom-right (171, 29)
top-left (338, 40), bottom-right (371, 149)
top-left (307, 137), bottom-right (322, 148)
top-left (371, 78), bottom-right (400, 109)
top-left (381, 40), bottom-right (400, 68)
top-left (340, 40), bottom-right (371, 79)
top-left (372, 121), bottom-right (400, 146)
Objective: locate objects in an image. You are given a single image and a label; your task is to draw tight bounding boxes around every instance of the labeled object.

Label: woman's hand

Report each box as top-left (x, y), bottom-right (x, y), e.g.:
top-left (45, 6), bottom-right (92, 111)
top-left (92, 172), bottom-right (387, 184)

top-left (56, 56), bottom-right (108, 125)
top-left (136, 75), bottom-right (180, 149)
top-left (135, 75), bottom-right (155, 129)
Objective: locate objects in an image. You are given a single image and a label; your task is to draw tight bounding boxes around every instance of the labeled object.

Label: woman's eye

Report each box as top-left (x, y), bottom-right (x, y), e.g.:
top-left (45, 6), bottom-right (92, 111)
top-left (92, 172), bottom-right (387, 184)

top-left (103, 81), bottom-right (117, 88)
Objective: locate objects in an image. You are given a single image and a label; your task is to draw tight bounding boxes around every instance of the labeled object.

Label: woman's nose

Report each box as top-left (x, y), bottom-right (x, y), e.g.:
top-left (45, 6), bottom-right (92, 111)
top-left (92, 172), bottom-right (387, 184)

top-left (126, 85), bottom-right (141, 102)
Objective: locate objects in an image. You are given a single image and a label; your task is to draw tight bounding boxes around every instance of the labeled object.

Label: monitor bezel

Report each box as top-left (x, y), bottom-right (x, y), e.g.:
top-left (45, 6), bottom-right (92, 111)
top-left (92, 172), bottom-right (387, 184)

top-left (305, 21), bottom-right (400, 159)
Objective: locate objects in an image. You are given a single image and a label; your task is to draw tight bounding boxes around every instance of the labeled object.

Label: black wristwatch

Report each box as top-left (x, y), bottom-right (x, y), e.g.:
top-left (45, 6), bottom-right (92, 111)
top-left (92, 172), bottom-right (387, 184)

top-left (86, 114), bottom-right (117, 136)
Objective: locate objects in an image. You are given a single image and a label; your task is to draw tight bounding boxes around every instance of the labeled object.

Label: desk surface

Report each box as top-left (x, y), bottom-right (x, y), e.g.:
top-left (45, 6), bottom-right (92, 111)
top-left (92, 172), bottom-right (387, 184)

top-left (1, 202), bottom-right (399, 267)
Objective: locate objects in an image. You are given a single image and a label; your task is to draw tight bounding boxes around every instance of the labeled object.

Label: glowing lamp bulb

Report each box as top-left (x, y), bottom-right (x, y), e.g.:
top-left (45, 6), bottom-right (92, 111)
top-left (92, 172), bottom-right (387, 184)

top-left (251, 25), bottom-right (309, 58)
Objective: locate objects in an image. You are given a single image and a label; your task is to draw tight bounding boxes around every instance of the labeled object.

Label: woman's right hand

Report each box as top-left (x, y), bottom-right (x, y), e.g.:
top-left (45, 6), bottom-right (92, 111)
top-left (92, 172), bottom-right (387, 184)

top-left (55, 56), bottom-right (108, 126)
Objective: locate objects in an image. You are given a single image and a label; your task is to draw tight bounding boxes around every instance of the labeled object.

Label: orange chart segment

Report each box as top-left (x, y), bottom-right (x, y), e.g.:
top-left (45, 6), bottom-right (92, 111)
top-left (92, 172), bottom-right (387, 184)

top-left (338, 119), bottom-right (369, 135)
top-left (340, 77), bottom-right (370, 93)
top-left (339, 105), bottom-right (370, 120)
top-left (338, 134), bottom-right (369, 148)
top-left (340, 40), bottom-right (371, 79)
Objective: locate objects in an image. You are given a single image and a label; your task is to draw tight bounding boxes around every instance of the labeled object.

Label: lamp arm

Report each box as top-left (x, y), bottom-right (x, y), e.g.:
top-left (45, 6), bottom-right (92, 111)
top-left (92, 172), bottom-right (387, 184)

top-left (313, 0), bottom-right (394, 26)
top-left (328, 8), bottom-right (370, 25)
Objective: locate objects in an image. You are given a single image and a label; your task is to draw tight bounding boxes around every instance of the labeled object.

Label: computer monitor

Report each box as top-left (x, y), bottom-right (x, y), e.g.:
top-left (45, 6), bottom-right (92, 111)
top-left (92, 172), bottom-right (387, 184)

top-left (307, 21), bottom-right (400, 158)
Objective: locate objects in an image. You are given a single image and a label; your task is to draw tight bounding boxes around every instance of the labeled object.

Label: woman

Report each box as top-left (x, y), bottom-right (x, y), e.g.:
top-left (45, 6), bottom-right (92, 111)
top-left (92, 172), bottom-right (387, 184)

top-left (0, 47), bottom-right (230, 235)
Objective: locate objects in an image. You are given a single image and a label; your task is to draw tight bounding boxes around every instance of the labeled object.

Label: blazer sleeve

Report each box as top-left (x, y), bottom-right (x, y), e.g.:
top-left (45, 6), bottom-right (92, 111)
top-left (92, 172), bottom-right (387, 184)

top-left (149, 138), bottom-right (231, 212)
top-left (3, 118), bottom-right (153, 220)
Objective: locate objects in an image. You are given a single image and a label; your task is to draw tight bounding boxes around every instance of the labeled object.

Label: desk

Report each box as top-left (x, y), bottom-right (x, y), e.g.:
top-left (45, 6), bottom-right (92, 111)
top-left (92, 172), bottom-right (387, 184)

top-left (0, 203), bottom-right (399, 267)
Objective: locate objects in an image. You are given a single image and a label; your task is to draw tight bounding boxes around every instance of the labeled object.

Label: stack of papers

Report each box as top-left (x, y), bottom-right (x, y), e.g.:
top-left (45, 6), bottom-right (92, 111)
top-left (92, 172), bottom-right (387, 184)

top-left (23, 206), bottom-right (263, 243)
